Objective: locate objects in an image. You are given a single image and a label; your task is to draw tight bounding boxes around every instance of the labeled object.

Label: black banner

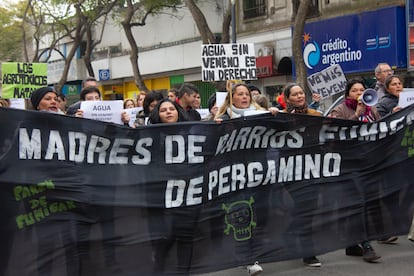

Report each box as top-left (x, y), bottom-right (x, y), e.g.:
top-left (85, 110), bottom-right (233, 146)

top-left (1, 106), bottom-right (414, 275)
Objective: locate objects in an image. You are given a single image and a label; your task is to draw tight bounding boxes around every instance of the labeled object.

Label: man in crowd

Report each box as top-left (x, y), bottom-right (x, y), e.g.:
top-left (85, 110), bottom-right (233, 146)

top-left (374, 63), bottom-right (394, 99)
top-left (177, 83), bottom-right (201, 121)
top-left (66, 76), bottom-right (98, 115)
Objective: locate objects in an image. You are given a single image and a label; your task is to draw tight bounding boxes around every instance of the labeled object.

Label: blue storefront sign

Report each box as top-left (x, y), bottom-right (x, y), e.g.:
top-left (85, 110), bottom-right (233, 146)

top-left (99, 69), bottom-right (111, 81)
top-left (300, 6), bottom-right (406, 75)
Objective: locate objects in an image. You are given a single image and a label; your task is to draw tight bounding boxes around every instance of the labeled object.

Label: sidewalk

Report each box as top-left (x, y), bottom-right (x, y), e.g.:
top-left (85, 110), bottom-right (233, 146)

top-left (197, 236), bottom-right (414, 276)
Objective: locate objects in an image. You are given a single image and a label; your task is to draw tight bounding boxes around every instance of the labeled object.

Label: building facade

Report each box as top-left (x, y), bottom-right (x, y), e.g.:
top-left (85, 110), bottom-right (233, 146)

top-left (43, 0), bottom-right (409, 108)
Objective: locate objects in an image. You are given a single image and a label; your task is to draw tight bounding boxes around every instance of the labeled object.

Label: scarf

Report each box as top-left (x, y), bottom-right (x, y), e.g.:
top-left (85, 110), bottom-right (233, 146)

top-left (345, 98), bottom-right (374, 122)
top-left (228, 104), bottom-right (257, 118)
top-left (286, 102), bottom-right (308, 114)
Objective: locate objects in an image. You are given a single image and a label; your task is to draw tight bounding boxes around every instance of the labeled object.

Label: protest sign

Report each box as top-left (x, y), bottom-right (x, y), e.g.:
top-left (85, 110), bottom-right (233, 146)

top-left (196, 108), bottom-right (210, 119)
top-left (9, 98), bottom-right (26, 109)
top-left (307, 64), bottom-right (347, 99)
top-left (124, 107), bottom-right (143, 127)
top-left (1, 62), bottom-right (48, 99)
top-left (201, 44), bottom-right (257, 81)
top-left (216, 91), bottom-right (228, 108)
top-left (398, 89), bottom-right (414, 108)
top-left (1, 107), bottom-right (414, 275)
top-left (80, 100), bottom-right (124, 124)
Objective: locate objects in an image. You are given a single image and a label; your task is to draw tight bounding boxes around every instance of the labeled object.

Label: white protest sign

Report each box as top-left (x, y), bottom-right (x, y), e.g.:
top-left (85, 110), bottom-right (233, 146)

top-left (196, 108), bottom-right (210, 119)
top-left (307, 64), bottom-right (347, 99)
top-left (124, 107), bottom-right (143, 127)
top-left (398, 89), bottom-right (414, 108)
top-left (9, 98), bottom-right (26, 109)
top-left (81, 100), bottom-right (124, 124)
top-left (216, 92), bottom-right (228, 109)
top-left (201, 44), bottom-right (257, 81)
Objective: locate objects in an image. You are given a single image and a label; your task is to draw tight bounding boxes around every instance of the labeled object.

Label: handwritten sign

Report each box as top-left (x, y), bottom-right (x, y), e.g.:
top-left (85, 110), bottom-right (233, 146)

top-left (398, 89), bottom-right (414, 108)
top-left (80, 100), bottom-right (123, 124)
top-left (201, 44), bottom-right (257, 81)
top-left (1, 62), bottom-right (48, 99)
top-left (9, 98), bottom-right (26, 109)
top-left (216, 92), bottom-right (228, 109)
top-left (307, 64), bottom-right (347, 99)
top-left (196, 108), bottom-right (210, 119)
top-left (124, 107), bottom-right (143, 127)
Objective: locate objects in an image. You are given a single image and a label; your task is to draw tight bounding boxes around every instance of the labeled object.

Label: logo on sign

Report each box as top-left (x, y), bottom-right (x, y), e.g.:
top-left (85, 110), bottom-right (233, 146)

top-left (99, 69), bottom-right (110, 81)
top-left (303, 33), bottom-right (321, 70)
top-left (302, 32), bottom-right (363, 70)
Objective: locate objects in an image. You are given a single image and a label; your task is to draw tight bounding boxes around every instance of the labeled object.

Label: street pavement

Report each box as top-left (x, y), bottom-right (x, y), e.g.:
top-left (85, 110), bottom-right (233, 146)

top-left (197, 235), bottom-right (414, 276)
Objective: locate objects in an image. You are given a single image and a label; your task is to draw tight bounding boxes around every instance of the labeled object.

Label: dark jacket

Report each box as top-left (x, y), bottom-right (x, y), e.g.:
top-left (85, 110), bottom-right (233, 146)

top-left (66, 101), bottom-right (81, 116)
top-left (376, 93), bottom-right (398, 118)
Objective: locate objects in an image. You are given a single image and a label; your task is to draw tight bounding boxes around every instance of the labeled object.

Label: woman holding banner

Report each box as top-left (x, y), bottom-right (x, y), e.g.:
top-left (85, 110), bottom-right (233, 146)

top-left (147, 98), bottom-right (197, 274)
top-left (281, 83), bottom-right (323, 267)
top-left (328, 78), bottom-right (382, 263)
top-left (376, 75), bottom-right (404, 118)
top-left (29, 86), bottom-right (80, 275)
top-left (148, 98), bottom-right (188, 124)
top-left (215, 83), bottom-right (278, 121)
top-left (213, 82), bottom-right (279, 275)
top-left (30, 86), bottom-right (65, 114)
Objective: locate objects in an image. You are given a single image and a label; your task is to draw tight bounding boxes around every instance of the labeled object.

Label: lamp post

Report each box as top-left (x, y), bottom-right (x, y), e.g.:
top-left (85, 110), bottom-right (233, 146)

top-left (231, 0), bottom-right (236, 43)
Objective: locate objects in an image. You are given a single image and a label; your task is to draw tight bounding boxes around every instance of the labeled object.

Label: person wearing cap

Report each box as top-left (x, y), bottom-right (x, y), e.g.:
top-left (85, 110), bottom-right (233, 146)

top-left (30, 86), bottom-right (65, 114)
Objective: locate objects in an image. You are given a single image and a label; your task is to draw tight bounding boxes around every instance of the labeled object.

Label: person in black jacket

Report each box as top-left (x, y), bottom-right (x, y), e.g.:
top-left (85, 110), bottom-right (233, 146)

top-left (177, 83), bottom-right (202, 121)
top-left (376, 75), bottom-right (403, 118)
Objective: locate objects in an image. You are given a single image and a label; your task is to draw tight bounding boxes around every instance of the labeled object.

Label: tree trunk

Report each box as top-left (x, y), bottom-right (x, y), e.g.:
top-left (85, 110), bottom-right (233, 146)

top-left (292, 0), bottom-right (311, 91)
top-left (121, 1), bottom-right (149, 92)
top-left (184, 0), bottom-right (217, 44)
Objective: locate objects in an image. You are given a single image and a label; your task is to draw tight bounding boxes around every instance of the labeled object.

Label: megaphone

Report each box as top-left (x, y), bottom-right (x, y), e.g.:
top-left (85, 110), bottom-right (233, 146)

top-left (358, 88), bottom-right (378, 106)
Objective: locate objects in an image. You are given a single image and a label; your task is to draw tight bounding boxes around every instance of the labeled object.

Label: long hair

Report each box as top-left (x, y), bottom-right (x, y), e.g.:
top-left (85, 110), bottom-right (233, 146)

top-left (215, 83), bottom-right (263, 119)
top-left (142, 91), bottom-right (164, 115)
top-left (148, 99), bottom-right (188, 124)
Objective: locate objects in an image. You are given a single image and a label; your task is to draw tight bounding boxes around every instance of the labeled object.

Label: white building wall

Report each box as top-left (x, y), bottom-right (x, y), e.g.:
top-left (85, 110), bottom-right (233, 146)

top-left (92, 1), bottom-right (224, 80)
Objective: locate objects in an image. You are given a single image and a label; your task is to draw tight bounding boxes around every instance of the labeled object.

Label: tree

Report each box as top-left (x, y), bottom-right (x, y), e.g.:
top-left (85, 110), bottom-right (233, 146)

top-left (19, 0), bottom-right (118, 92)
top-left (0, 3), bottom-right (24, 61)
top-left (184, 0), bottom-right (232, 44)
top-left (292, 0), bottom-right (311, 90)
top-left (183, 0), bottom-right (232, 91)
top-left (119, 0), bottom-right (181, 92)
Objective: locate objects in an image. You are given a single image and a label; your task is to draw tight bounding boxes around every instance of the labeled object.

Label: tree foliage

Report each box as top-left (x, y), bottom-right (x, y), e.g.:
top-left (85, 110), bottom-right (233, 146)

top-left (0, 3), bottom-right (24, 62)
top-left (18, 0), bottom-right (118, 92)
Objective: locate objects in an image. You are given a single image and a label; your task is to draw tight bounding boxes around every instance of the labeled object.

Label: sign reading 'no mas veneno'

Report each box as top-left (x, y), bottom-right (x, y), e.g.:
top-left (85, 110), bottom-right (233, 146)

top-left (2, 62), bottom-right (48, 99)
top-left (201, 44), bottom-right (257, 81)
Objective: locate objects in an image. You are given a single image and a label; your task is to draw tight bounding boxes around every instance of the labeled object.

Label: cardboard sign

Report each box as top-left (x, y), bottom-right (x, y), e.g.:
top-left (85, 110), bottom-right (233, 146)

top-left (1, 62), bottom-right (48, 99)
top-left (307, 64), bottom-right (347, 99)
top-left (124, 107), bottom-right (143, 127)
top-left (398, 89), bottom-right (414, 108)
top-left (9, 98), bottom-right (26, 110)
top-left (201, 44), bottom-right (257, 81)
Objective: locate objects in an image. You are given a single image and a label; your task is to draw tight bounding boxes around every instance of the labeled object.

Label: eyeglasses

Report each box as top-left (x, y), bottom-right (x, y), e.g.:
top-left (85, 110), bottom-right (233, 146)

top-left (382, 69), bottom-right (394, 74)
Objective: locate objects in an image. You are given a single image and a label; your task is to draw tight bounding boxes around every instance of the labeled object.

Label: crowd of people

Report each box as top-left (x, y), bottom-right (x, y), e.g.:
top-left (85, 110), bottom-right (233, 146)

top-left (1, 62), bottom-right (413, 276)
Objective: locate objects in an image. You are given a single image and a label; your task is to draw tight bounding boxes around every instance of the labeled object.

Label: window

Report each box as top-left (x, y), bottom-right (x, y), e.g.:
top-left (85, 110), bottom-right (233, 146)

top-left (243, 0), bottom-right (267, 19)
